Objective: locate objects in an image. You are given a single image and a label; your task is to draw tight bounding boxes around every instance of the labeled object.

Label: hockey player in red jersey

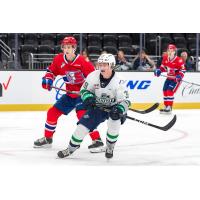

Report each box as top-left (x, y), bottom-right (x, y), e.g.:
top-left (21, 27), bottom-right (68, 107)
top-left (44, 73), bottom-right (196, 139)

top-left (34, 36), bottom-right (104, 151)
top-left (154, 44), bottom-right (186, 114)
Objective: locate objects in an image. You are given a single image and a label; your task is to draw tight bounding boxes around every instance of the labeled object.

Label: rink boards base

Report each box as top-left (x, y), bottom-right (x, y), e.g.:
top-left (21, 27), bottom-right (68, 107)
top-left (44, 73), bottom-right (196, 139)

top-left (1, 103), bottom-right (200, 111)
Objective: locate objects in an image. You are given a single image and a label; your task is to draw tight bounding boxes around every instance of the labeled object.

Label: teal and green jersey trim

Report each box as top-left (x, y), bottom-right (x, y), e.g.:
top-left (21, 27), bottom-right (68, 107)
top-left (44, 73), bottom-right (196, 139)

top-left (80, 89), bottom-right (94, 101)
top-left (117, 104), bottom-right (125, 113)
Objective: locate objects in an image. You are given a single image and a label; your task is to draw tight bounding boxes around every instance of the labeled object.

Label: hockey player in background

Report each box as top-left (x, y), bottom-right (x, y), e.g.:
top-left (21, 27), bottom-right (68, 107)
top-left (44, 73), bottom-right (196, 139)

top-left (57, 53), bottom-right (131, 159)
top-left (154, 44), bottom-right (186, 114)
top-left (34, 36), bottom-right (104, 152)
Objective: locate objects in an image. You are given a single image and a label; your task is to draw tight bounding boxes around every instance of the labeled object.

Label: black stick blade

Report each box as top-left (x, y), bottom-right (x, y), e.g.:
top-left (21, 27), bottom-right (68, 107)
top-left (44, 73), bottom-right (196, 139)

top-left (126, 114), bottom-right (177, 131)
top-left (161, 114), bottom-right (177, 131)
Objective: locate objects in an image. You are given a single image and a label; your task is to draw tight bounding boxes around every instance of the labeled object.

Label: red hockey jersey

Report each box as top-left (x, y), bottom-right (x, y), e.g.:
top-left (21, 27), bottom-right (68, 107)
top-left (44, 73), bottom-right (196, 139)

top-left (160, 55), bottom-right (186, 80)
top-left (44, 53), bottom-right (95, 98)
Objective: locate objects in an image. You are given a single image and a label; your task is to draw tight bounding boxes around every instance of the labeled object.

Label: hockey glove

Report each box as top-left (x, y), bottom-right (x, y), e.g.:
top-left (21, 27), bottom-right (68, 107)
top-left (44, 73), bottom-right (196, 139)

top-left (176, 74), bottom-right (182, 82)
top-left (109, 105), bottom-right (124, 121)
top-left (42, 78), bottom-right (53, 91)
top-left (83, 96), bottom-right (96, 110)
top-left (154, 69), bottom-right (161, 77)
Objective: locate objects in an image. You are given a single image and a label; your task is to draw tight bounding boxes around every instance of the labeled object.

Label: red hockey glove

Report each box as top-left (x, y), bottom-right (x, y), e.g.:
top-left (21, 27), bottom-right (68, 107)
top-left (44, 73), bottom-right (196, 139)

top-left (42, 77), bottom-right (53, 91)
top-left (154, 69), bottom-right (161, 77)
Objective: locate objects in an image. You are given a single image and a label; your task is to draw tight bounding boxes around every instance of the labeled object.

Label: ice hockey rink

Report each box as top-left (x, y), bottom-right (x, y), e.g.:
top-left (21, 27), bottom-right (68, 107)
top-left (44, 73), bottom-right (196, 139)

top-left (0, 108), bottom-right (199, 166)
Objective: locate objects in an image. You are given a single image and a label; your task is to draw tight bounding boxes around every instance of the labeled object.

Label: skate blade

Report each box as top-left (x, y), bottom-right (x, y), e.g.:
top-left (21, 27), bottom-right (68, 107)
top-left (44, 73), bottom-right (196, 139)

top-left (159, 111), bottom-right (172, 115)
top-left (105, 155), bottom-right (113, 159)
top-left (33, 144), bottom-right (52, 148)
top-left (56, 155), bottom-right (69, 159)
top-left (90, 146), bottom-right (106, 153)
top-left (105, 155), bottom-right (113, 160)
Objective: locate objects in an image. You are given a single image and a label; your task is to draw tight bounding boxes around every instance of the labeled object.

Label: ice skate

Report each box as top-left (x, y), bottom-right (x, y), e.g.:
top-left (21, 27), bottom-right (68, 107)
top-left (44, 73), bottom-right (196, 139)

top-left (88, 139), bottom-right (105, 153)
top-left (57, 148), bottom-right (71, 158)
top-left (105, 142), bottom-right (115, 159)
top-left (57, 145), bottom-right (79, 158)
top-left (160, 106), bottom-right (172, 115)
top-left (34, 137), bottom-right (52, 148)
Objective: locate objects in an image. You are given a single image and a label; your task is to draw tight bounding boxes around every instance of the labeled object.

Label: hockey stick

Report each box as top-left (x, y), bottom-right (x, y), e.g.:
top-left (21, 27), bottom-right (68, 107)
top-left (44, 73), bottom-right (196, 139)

top-left (129, 103), bottom-right (159, 114)
top-left (160, 74), bottom-right (200, 87)
top-left (51, 86), bottom-right (159, 114)
top-left (126, 114), bottom-right (177, 131)
top-left (51, 86), bottom-right (80, 95)
top-left (100, 107), bottom-right (177, 131)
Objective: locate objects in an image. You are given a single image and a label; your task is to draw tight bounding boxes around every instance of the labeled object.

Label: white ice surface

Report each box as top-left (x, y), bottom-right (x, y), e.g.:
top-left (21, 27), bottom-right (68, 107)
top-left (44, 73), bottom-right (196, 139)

top-left (0, 109), bottom-right (200, 166)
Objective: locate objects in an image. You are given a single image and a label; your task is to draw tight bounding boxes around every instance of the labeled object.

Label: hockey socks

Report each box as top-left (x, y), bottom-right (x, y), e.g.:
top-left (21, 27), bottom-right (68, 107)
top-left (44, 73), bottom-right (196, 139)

top-left (45, 106), bottom-right (63, 138)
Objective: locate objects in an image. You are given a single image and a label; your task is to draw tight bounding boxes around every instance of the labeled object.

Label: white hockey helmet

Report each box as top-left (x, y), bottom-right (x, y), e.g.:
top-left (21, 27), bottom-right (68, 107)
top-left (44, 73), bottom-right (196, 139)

top-left (97, 53), bottom-right (116, 69)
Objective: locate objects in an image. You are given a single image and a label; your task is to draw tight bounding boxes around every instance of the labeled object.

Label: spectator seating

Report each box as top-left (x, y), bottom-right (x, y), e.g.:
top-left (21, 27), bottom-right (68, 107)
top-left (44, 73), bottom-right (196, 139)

top-left (118, 46), bottom-right (133, 55)
top-left (190, 49), bottom-right (200, 56)
top-left (54, 45), bottom-right (62, 54)
top-left (158, 33), bottom-right (171, 37)
top-left (24, 33), bottom-right (39, 47)
top-left (118, 35), bottom-right (132, 47)
top-left (20, 45), bottom-right (37, 68)
top-left (131, 33), bottom-right (140, 44)
top-left (3, 33), bottom-right (200, 69)
top-left (103, 35), bottom-right (117, 47)
top-left (103, 46), bottom-right (118, 55)
top-left (0, 33), bottom-right (7, 43)
top-left (37, 45), bottom-right (54, 59)
top-left (186, 33), bottom-right (196, 39)
top-left (172, 33), bottom-right (185, 39)
top-left (104, 33), bottom-right (118, 37)
top-left (187, 38), bottom-right (196, 50)
top-left (73, 33), bottom-right (87, 49)
top-left (40, 34), bottom-right (56, 47)
top-left (145, 33), bottom-right (157, 41)
top-left (87, 46), bottom-right (102, 55)
top-left (160, 37), bottom-right (173, 52)
top-left (174, 37), bottom-right (187, 48)
top-left (87, 34), bottom-right (102, 47)
top-left (56, 33), bottom-right (72, 45)
top-left (7, 33), bottom-right (23, 49)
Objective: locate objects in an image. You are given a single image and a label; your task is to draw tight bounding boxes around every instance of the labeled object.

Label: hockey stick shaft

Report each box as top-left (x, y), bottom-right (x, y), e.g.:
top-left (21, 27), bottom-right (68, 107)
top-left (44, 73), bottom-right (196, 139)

top-left (160, 74), bottom-right (200, 87)
top-left (51, 86), bottom-right (80, 95)
top-left (101, 107), bottom-right (176, 131)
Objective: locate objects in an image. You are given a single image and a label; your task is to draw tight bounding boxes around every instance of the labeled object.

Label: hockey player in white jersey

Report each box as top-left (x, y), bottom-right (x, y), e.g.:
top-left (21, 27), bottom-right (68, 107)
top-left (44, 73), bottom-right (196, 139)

top-left (57, 53), bottom-right (131, 159)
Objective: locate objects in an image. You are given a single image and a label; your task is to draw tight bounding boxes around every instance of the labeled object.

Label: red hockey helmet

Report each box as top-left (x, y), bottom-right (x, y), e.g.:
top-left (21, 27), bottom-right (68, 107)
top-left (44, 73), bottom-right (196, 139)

top-left (61, 36), bottom-right (77, 46)
top-left (167, 44), bottom-right (177, 51)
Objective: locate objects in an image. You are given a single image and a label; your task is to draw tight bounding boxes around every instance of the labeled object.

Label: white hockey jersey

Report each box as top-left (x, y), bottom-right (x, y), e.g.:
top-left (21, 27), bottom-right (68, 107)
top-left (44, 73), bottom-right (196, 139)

top-left (81, 70), bottom-right (130, 112)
